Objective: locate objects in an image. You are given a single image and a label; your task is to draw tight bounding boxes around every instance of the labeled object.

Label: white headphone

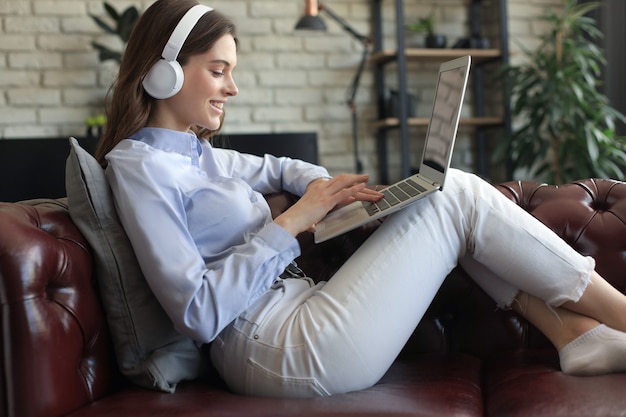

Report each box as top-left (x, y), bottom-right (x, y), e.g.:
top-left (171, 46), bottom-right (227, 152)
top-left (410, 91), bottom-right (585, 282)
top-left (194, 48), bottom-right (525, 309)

top-left (142, 4), bottom-right (214, 99)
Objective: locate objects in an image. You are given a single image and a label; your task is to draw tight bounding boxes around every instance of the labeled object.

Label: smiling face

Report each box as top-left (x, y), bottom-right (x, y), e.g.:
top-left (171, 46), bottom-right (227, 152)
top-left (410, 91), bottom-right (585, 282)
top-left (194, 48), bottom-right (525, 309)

top-left (148, 34), bottom-right (238, 132)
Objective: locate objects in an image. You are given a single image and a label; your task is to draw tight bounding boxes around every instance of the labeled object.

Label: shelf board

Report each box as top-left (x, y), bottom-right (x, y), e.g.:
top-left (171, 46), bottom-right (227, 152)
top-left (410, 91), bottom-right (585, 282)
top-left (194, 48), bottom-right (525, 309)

top-left (372, 116), bottom-right (504, 130)
top-left (370, 48), bottom-right (502, 65)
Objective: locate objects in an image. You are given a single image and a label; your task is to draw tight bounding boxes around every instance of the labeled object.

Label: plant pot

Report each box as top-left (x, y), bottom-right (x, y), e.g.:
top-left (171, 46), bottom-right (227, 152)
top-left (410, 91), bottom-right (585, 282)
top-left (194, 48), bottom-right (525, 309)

top-left (425, 34), bottom-right (447, 48)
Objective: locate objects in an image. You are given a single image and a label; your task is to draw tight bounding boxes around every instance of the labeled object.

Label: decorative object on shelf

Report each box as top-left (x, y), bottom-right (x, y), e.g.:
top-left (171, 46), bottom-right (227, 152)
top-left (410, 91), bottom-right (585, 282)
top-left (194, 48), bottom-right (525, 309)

top-left (372, 0), bottom-right (510, 183)
top-left (405, 8), bottom-right (446, 48)
top-left (468, 0), bottom-right (490, 49)
top-left (452, 36), bottom-right (490, 49)
top-left (85, 114), bottom-right (107, 139)
top-left (495, 0), bottom-right (626, 184)
top-left (295, 0), bottom-right (370, 173)
top-left (90, 2), bottom-right (140, 63)
top-left (386, 90), bottom-right (417, 119)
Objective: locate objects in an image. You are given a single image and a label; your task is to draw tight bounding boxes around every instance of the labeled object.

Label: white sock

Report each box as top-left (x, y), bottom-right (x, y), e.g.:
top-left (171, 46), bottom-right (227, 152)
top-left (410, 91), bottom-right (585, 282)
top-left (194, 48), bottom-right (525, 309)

top-left (559, 324), bottom-right (626, 376)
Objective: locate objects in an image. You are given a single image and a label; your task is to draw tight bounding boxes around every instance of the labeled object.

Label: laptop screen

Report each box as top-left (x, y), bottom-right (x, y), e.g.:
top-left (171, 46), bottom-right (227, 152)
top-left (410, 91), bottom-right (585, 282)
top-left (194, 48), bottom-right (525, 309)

top-left (422, 65), bottom-right (467, 173)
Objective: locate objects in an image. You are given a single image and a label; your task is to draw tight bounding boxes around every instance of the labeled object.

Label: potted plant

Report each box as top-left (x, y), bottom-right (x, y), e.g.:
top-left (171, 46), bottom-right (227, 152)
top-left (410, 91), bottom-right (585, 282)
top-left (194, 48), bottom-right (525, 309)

top-left (90, 2), bottom-right (140, 63)
top-left (406, 9), bottom-right (446, 48)
top-left (495, 0), bottom-right (626, 184)
top-left (86, 2), bottom-right (140, 137)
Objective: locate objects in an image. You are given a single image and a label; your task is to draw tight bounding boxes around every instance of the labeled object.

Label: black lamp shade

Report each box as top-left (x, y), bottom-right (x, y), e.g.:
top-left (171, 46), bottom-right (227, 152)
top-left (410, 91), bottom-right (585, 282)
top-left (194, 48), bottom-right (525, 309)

top-left (295, 15), bottom-right (327, 31)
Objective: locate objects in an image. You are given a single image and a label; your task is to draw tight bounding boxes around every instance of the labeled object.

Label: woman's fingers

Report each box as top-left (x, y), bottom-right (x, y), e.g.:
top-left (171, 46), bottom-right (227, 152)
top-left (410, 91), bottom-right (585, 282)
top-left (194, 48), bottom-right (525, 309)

top-left (305, 174), bottom-right (368, 205)
top-left (356, 187), bottom-right (385, 201)
top-left (318, 174), bottom-right (368, 192)
top-left (275, 173), bottom-right (381, 236)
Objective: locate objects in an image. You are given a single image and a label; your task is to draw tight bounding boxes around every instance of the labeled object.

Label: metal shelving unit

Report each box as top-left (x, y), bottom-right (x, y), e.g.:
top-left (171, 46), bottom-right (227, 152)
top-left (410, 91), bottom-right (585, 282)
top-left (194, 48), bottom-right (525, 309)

top-left (371, 0), bottom-right (511, 184)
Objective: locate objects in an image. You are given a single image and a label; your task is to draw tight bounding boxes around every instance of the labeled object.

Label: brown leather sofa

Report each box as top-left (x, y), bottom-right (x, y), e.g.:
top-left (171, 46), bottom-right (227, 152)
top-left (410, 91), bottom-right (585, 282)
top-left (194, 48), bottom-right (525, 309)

top-left (2, 178), bottom-right (626, 417)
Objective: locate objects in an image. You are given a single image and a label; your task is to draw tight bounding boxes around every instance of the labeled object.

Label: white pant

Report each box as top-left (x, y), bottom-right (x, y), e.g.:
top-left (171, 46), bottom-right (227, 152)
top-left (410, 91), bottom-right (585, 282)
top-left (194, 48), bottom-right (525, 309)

top-left (210, 169), bottom-right (595, 397)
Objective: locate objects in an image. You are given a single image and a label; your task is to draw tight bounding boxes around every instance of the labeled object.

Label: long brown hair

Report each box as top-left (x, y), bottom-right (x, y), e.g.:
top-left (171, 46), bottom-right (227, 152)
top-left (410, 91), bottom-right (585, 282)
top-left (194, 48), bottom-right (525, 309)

top-left (95, 0), bottom-right (238, 166)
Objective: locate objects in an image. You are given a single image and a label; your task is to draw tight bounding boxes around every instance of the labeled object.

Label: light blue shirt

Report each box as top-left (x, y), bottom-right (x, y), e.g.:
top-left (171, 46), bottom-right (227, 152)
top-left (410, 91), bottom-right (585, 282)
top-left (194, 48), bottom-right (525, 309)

top-left (105, 127), bottom-right (330, 343)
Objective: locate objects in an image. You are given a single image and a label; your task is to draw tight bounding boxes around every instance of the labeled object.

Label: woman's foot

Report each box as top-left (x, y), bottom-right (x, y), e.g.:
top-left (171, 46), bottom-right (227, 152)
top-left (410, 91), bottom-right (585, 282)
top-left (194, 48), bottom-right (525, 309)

top-left (559, 324), bottom-right (626, 376)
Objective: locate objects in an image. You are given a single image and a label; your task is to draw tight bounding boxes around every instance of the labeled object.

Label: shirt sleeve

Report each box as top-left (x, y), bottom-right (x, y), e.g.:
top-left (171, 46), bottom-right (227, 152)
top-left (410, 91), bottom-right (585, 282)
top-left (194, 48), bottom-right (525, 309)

top-left (208, 146), bottom-right (331, 196)
top-left (105, 144), bottom-right (302, 344)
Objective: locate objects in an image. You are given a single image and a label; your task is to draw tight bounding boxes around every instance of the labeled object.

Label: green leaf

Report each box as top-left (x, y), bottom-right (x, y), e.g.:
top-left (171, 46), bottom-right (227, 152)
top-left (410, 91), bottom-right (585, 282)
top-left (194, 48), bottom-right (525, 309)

top-left (568, 2), bottom-right (600, 23)
top-left (118, 7), bottom-right (140, 43)
top-left (104, 2), bottom-right (119, 20)
top-left (90, 15), bottom-right (116, 34)
top-left (91, 42), bottom-right (122, 63)
top-left (493, 0), bottom-right (625, 183)
top-left (90, 2), bottom-right (140, 63)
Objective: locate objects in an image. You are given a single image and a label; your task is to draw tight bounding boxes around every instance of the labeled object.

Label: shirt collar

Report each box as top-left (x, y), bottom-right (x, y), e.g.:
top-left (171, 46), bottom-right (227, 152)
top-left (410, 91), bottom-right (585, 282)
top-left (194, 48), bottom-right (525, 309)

top-left (129, 127), bottom-right (203, 165)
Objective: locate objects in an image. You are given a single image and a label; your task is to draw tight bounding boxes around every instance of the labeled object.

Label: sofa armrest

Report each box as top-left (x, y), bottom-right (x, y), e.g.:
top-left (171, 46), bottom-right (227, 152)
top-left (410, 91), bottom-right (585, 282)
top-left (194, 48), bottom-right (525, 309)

top-left (403, 178), bottom-right (626, 358)
top-left (0, 199), bottom-right (113, 417)
top-left (495, 179), bottom-right (626, 290)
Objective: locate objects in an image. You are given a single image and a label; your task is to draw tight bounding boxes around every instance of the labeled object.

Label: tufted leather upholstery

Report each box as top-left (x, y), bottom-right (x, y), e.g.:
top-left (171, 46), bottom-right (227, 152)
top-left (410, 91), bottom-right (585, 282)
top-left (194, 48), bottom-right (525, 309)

top-left (412, 178), bottom-right (626, 361)
top-left (0, 200), bottom-right (114, 417)
top-left (2, 179), bottom-right (626, 417)
top-left (496, 179), bottom-right (626, 292)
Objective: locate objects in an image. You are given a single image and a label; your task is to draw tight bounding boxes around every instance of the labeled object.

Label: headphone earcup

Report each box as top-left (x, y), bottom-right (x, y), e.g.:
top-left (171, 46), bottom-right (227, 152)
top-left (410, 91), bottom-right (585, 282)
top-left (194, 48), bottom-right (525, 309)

top-left (142, 59), bottom-right (185, 99)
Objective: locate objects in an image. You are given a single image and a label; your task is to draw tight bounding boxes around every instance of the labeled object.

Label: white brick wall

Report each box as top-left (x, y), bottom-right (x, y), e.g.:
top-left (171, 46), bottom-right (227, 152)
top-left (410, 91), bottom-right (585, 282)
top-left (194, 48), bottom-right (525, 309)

top-left (0, 0), bottom-right (562, 182)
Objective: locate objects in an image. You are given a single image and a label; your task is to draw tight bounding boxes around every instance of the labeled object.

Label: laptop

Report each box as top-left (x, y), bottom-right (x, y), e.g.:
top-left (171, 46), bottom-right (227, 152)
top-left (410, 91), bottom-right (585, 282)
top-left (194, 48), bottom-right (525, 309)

top-left (314, 55), bottom-right (472, 243)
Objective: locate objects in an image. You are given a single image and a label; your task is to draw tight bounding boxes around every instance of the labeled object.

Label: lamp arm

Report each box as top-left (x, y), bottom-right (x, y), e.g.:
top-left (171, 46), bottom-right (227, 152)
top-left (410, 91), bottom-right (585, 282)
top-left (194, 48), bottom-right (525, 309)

top-left (345, 44), bottom-right (368, 107)
top-left (315, 2), bottom-right (369, 174)
top-left (346, 44), bottom-right (368, 173)
top-left (319, 2), bottom-right (370, 45)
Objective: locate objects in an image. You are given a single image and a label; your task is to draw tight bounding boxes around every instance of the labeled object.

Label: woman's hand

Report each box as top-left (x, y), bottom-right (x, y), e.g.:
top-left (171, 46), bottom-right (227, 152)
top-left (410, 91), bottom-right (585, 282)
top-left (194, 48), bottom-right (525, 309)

top-left (273, 174), bottom-right (384, 236)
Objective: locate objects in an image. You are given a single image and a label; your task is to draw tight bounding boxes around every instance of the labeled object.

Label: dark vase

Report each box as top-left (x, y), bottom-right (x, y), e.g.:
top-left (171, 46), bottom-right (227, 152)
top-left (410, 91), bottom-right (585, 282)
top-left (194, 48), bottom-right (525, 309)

top-left (425, 34), bottom-right (447, 48)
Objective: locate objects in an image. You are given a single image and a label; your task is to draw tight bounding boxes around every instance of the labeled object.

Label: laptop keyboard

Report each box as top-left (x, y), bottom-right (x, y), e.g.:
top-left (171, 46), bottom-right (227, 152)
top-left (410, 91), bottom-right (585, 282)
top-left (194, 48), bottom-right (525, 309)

top-left (364, 178), bottom-right (428, 216)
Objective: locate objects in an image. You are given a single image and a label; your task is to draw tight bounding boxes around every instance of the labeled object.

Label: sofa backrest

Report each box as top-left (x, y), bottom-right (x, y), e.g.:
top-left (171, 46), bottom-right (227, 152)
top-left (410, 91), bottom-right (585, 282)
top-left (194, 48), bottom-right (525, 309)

top-left (0, 199), bottom-right (115, 417)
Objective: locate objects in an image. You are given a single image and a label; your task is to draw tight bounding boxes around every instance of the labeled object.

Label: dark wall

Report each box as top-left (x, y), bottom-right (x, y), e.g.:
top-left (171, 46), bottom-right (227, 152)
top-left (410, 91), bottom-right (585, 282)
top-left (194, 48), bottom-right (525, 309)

top-left (213, 132), bottom-right (318, 165)
top-left (0, 132), bottom-right (318, 202)
top-left (0, 137), bottom-right (98, 202)
top-left (589, 0), bottom-right (626, 135)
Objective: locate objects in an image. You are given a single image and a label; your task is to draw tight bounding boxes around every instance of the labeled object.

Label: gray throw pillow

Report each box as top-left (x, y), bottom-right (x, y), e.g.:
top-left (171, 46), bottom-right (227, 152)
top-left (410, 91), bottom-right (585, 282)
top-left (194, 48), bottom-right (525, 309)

top-left (65, 137), bottom-right (207, 393)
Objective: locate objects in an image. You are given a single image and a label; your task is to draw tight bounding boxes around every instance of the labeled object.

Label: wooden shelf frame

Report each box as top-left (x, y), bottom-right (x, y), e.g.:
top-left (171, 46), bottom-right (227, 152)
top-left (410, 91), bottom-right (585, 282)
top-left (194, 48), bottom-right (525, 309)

top-left (371, 0), bottom-right (511, 183)
top-left (372, 116), bottom-right (504, 130)
top-left (370, 48), bottom-right (502, 65)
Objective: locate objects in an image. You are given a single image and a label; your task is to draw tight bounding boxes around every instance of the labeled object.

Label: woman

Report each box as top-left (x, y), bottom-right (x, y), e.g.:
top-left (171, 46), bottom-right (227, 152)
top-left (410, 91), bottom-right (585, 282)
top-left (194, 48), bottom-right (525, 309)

top-left (96, 0), bottom-right (626, 398)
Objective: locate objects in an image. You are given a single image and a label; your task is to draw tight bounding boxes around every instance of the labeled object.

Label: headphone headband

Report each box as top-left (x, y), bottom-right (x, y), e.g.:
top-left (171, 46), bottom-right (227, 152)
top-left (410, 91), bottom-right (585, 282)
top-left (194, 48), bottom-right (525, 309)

top-left (142, 3), bottom-right (214, 99)
top-left (162, 4), bottom-right (214, 62)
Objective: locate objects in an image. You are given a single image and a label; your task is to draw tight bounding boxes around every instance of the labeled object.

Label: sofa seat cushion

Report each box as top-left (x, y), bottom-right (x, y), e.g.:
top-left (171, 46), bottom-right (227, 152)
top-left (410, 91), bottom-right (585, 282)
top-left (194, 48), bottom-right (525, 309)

top-left (485, 349), bottom-right (626, 417)
top-left (64, 353), bottom-right (484, 417)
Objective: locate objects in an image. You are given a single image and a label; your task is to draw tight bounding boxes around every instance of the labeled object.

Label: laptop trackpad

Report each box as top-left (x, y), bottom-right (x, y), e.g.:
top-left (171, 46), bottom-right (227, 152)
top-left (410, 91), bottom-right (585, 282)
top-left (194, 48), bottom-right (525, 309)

top-left (315, 202), bottom-right (368, 233)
